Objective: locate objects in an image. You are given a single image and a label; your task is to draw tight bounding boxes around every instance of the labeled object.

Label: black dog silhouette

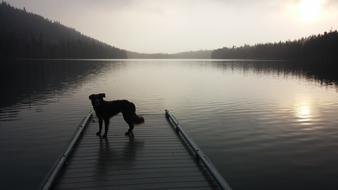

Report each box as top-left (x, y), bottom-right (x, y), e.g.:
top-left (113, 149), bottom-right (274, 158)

top-left (89, 93), bottom-right (144, 138)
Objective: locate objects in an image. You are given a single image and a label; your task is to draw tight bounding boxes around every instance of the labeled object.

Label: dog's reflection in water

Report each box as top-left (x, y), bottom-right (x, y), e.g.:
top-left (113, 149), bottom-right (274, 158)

top-left (96, 136), bottom-right (144, 177)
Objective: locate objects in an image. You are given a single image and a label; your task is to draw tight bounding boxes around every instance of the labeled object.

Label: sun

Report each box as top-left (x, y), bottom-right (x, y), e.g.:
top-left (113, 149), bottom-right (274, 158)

top-left (297, 0), bottom-right (323, 22)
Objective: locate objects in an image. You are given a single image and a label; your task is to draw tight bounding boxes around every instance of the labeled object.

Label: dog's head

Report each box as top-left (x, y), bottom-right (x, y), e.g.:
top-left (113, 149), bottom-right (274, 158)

top-left (89, 93), bottom-right (106, 108)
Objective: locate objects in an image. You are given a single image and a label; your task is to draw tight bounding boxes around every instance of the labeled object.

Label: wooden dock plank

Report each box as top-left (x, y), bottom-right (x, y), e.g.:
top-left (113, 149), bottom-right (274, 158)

top-left (52, 114), bottom-right (220, 190)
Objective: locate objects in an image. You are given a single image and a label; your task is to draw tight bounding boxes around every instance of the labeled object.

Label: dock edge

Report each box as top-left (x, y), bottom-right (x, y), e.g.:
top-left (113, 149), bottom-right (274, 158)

top-left (39, 111), bottom-right (93, 190)
top-left (165, 109), bottom-right (232, 190)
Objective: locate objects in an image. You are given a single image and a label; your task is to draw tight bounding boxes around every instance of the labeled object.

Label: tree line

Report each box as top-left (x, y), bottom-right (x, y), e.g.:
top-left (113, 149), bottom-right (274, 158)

top-left (211, 31), bottom-right (338, 62)
top-left (0, 2), bottom-right (127, 59)
top-left (1, 1), bottom-right (338, 62)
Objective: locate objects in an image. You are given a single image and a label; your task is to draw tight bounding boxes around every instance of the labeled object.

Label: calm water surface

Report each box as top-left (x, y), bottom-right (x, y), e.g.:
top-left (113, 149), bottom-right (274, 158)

top-left (1, 59), bottom-right (338, 190)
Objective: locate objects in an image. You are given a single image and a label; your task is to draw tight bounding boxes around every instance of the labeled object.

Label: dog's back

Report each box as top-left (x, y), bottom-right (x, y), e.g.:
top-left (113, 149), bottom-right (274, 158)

top-left (107, 100), bottom-right (134, 112)
top-left (95, 99), bottom-right (144, 124)
top-left (109, 100), bottom-right (144, 124)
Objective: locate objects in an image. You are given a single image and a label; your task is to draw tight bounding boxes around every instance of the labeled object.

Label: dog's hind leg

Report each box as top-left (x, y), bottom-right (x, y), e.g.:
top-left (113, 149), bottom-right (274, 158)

top-left (102, 119), bottom-right (109, 138)
top-left (125, 123), bottom-right (134, 136)
top-left (96, 117), bottom-right (103, 136)
top-left (123, 113), bottom-right (134, 136)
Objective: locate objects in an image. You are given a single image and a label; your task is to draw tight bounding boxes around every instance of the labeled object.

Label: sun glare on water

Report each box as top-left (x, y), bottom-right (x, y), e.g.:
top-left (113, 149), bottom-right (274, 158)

top-left (296, 104), bottom-right (311, 120)
top-left (293, 96), bottom-right (313, 124)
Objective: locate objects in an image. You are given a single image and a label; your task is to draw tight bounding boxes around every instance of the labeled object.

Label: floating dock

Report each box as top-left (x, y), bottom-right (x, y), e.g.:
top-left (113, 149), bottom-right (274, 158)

top-left (41, 110), bottom-right (232, 190)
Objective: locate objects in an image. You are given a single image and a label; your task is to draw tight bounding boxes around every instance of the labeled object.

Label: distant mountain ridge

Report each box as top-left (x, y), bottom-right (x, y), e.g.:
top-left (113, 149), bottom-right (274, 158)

top-left (127, 50), bottom-right (211, 59)
top-left (0, 2), bottom-right (127, 59)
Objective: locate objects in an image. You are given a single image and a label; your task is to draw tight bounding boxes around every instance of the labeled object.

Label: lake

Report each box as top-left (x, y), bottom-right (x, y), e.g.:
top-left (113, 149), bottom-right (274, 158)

top-left (1, 59), bottom-right (338, 190)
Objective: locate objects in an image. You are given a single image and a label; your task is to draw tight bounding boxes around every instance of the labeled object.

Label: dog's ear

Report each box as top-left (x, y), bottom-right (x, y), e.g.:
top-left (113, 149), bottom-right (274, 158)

top-left (98, 93), bottom-right (106, 98)
top-left (89, 94), bottom-right (94, 100)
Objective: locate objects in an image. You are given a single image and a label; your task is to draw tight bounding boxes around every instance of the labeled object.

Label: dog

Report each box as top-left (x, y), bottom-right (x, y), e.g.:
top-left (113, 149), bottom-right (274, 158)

top-left (89, 93), bottom-right (144, 138)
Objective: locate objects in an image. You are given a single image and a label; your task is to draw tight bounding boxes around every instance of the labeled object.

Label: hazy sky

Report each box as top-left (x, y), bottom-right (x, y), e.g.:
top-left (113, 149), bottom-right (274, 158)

top-left (7, 0), bottom-right (338, 53)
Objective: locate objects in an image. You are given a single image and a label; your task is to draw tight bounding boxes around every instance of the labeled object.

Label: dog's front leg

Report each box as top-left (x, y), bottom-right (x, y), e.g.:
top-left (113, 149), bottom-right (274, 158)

top-left (96, 118), bottom-right (103, 136)
top-left (102, 119), bottom-right (109, 138)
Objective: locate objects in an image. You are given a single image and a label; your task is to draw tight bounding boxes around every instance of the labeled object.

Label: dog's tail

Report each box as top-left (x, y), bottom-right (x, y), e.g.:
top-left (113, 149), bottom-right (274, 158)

top-left (128, 102), bottom-right (144, 125)
top-left (133, 114), bottom-right (145, 125)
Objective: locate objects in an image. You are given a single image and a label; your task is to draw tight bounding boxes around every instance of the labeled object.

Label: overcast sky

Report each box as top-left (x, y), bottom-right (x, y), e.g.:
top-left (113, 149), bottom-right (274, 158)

top-left (7, 0), bottom-right (338, 53)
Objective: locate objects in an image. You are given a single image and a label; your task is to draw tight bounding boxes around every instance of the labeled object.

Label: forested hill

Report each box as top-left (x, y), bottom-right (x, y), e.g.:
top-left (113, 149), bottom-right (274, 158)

top-left (212, 31), bottom-right (338, 61)
top-left (0, 2), bottom-right (127, 59)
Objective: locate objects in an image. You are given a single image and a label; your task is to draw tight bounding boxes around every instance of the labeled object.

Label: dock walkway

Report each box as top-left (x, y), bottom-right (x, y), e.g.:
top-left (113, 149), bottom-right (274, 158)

top-left (42, 111), bottom-right (231, 190)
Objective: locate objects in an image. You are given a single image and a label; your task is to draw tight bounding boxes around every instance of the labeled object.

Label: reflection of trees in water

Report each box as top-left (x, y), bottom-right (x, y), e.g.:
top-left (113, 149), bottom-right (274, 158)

top-left (211, 60), bottom-right (338, 89)
top-left (1, 59), bottom-right (337, 120)
top-left (0, 60), bottom-right (122, 112)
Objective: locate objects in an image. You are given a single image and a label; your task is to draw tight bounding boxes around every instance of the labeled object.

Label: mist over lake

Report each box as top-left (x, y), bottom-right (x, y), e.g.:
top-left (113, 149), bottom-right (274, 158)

top-left (1, 59), bottom-right (338, 190)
